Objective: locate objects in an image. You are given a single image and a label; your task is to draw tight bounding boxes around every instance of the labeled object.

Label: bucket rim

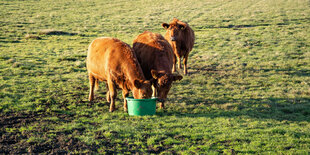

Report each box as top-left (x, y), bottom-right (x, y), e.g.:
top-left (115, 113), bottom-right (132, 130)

top-left (126, 97), bottom-right (157, 101)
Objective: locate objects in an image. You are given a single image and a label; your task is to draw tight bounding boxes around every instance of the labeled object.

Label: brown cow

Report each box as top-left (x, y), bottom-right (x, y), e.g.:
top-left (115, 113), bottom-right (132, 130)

top-left (133, 31), bottom-right (183, 109)
top-left (162, 18), bottom-right (195, 75)
top-left (86, 37), bottom-right (152, 112)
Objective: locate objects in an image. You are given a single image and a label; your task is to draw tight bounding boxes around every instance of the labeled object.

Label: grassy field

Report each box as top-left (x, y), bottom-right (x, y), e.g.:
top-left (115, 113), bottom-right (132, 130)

top-left (1, 0), bottom-right (310, 154)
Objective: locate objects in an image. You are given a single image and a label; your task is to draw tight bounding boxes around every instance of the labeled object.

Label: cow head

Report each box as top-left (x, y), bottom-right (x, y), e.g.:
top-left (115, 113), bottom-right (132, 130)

top-left (162, 18), bottom-right (187, 42)
top-left (151, 70), bottom-right (183, 103)
top-left (132, 80), bottom-right (153, 99)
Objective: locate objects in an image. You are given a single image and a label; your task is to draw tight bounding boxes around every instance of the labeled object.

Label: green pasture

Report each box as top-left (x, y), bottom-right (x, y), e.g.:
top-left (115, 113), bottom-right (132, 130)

top-left (0, 0), bottom-right (309, 154)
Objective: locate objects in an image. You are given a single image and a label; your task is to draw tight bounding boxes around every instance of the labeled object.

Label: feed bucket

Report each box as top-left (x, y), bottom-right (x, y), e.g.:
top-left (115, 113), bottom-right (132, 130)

top-left (126, 97), bottom-right (157, 116)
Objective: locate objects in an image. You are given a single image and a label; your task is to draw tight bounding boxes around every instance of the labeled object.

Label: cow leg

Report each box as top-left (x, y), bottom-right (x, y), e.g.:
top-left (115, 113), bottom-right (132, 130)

top-left (183, 52), bottom-right (189, 75)
top-left (95, 79), bottom-right (99, 91)
top-left (172, 54), bottom-right (177, 72)
top-left (152, 85), bottom-right (157, 97)
top-left (106, 91), bottom-right (110, 102)
top-left (122, 89), bottom-right (129, 112)
top-left (177, 56), bottom-right (181, 70)
top-left (106, 84), bottom-right (110, 102)
top-left (107, 80), bottom-right (117, 112)
top-left (88, 74), bottom-right (95, 102)
top-left (160, 101), bottom-right (165, 109)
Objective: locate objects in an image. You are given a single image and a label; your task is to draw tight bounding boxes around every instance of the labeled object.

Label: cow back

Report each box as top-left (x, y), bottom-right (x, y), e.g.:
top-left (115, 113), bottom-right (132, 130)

top-left (133, 31), bottom-right (174, 80)
top-left (87, 37), bottom-right (145, 88)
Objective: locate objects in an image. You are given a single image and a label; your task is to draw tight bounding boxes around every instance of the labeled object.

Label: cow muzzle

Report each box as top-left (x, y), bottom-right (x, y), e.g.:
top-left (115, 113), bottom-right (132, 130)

top-left (157, 98), bottom-right (165, 103)
top-left (170, 37), bottom-right (176, 41)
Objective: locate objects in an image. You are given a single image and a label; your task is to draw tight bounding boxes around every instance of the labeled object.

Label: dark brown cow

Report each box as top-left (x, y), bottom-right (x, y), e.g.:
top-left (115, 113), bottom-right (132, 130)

top-left (162, 18), bottom-right (195, 75)
top-left (87, 37), bottom-right (152, 112)
top-left (133, 31), bottom-right (183, 109)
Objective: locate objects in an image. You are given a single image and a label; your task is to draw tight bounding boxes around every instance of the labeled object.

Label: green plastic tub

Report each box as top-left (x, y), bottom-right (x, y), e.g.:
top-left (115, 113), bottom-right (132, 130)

top-left (126, 97), bottom-right (157, 116)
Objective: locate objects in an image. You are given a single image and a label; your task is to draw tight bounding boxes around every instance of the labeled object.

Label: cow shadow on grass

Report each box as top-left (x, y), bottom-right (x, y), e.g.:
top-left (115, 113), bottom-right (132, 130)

top-left (257, 68), bottom-right (310, 77)
top-left (187, 63), bottom-right (310, 77)
top-left (171, 63), bottom-right (310, 122)
top-left (160, 97), bottom-right (310, 122)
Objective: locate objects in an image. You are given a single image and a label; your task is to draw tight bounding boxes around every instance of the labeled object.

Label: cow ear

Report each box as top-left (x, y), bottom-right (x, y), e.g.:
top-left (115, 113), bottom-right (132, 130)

top-left (162, 23), bottom-right (169, 29)
top-left (178, 24), bottom-right (186, 30)
top-left (151, 70), bottom-right (159, 79)
top-left (172, 74), bottom-right (183, 81)
top-left (177, 20), bottom-right (187, 30)
top-left (134, 80), bottom-right (142, 88)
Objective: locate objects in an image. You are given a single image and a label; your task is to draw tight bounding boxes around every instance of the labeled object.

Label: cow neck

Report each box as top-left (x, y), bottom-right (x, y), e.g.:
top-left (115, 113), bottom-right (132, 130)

top-left (122, 60), bottom-right (145, 90)
top-left (153, 53), bottom-right (173, 74)
top-left (170, 41), bottom-right (180, 53)
top-left (154, 64), bottom-right (171, 74)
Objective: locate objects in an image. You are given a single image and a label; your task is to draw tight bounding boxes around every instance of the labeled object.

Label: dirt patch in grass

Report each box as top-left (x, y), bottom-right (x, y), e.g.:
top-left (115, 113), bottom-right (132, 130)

top-left (0, 112), bottom-right (170, 154)
top-left (0, 112), bottom-right (99, 154)
top-left (0, 112), bottom-right (41, 129)
top-left (39, 29), bottom-right (78, 36)
top-left (25, 34), bottom-right (42, 40)
top-left (0, 132), bottom-right (97, 154)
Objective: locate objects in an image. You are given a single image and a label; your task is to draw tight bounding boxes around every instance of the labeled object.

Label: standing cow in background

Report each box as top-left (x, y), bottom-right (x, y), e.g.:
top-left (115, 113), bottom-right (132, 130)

top-left (162, 18), bottom-right (195, 75)
top-left (87, 37), bottom-right (152, 112)
top-left (133, 31), bottom-right (183, 109)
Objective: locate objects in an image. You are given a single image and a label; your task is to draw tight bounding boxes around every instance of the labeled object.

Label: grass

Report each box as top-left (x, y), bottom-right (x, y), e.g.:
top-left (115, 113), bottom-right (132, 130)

top-left (0, 0), bottom-right (310, 154)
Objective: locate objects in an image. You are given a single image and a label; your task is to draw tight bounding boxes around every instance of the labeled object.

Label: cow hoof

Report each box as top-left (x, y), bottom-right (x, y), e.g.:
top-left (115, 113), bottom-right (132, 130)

top-left (184, 69), bottom-right (188, 75)
top-left (87, 101), bottom-right (93, 107)
top-left (109, 107), bottom-right (116, 112)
